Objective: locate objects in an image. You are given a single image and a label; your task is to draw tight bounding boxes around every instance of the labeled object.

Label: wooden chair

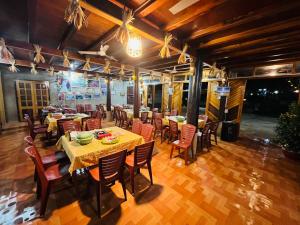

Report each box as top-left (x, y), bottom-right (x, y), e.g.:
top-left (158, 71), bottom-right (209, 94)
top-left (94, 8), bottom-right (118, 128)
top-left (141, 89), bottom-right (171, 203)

top-left (151, 108), bottom-right (159, 124)
top-left (154, 118), bottom-right (168, 143)
top-left (200, 123), bottom-right (211, 150)
top-left (57, 118), bottom-right (74, 138)
top-left (140, 124), bottom-right (154, 142)
top-left (132, 119), bottom-right (143, 135)
top-left (115, 108), bottom-right (122, 127)
top-left (198, 114), bottom-right (208, 125)
top-left (86, 118), bottom-right (102, 131)
top-left (64, 108), bottom-right (76, 114)
top-left (121, 111), bottom-right (132, 129)
top-left (24, 136), bottom-right (69, 182)
top-left (170, 109), bottom-right (178, 116)
top-left (81, 116), bottom-right (91, 131)
top-left (24, 146), bottom-right (70, 216)
top-left (125, 141), bottom-right (155, 195)
top-left (76, 104), bottom-right (84, 113)
top-left (140, 111), bottom-right (149, 124)
top-left (169, 120), bottom-right (179, 143)
top-left (25, 116), bottom-right (48, 140)
top-left (170, 124), bottom-right (196, 165)
top-left (24, 113), bottom-right (47, 129)
top-left (62, 120), bottom-right (81, 134)
top-left (209, 121), bottom-right (219, 145)
top-left (88, 150), bottom-right (127, 218)
top-left (99, 105), bottom-right (107, 119)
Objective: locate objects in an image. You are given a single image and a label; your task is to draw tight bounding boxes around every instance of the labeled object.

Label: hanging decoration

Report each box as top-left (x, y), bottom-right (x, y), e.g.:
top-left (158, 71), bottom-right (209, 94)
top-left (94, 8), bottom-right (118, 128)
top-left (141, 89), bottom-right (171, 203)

top-left (64, 0), bottom-right (88, 30)
top-left (159, 34), bottom-right (173, 58)
top-left (103, 60), bottom-right (111, 74)
top-left (119, 64), bottom-right (125, 76)
top-left (31, 63), bottom-right (37, 75)
top-left (150, 71), bottom-right (154, 80)
top-left (209, 62), bottom-right (218, 78)
top-left (48, 66), bottom-right (55, 76)
top-left (114, 9), bottom-right (134, 46)
top-left (8, 60), bottom-right (19, 73)
top-left (189, 60), bottom-right (195, 75)
top-left (33, 44), bottom-right (45, 64)
top-left (95, 73), bottom-right (99, 80)
top-left (126, 32), bottom-right (142, 57)
top-left (63, 50), bottom-right (70, 67)
top-left (83, 57), bottom-right (91, 70)
top-left (178, 43), bottom-right (188, 64)
top-left (0, 38), bottom-right (14, 61)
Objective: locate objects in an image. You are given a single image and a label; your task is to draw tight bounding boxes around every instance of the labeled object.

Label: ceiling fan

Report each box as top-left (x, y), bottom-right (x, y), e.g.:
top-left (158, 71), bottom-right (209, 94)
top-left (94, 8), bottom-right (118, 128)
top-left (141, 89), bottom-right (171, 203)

top-left (78, 44), bottom-right (117, 61)
top-left (165, 66), bottom-right (178, 74)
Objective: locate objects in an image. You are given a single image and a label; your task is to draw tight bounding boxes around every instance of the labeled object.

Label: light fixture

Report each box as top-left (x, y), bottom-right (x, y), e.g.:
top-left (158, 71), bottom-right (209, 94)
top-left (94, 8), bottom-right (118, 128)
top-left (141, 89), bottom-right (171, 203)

top-left (126, 33), bottom-right (142, 57)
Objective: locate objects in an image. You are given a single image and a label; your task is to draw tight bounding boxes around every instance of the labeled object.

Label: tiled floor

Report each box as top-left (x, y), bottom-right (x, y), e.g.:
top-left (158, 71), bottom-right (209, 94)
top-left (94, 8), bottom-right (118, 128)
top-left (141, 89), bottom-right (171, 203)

top-left (0, 123), bottom-right (300, 225)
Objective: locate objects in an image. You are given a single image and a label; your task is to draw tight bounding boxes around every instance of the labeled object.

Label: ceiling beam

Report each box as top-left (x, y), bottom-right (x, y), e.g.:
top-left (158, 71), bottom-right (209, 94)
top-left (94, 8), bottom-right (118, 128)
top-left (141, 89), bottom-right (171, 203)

top-left (164, 0), bottom-right (228, 32)
top-left (198, 16), bottom-right (300, 48)
top-left (5, 39), bottom-right (134, 71)
top-left (80, 0), bottom-right (186, 56)
top-left (136, 0), bottom-right (169, 17)
top-left (187, 1), bottom-right (300, 40)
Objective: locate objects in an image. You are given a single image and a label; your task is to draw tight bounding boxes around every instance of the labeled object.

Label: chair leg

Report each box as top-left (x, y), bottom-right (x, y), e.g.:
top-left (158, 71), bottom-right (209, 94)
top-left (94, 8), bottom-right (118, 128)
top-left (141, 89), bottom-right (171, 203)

top-left (170, 145), bottom-right (174, 159)
top-left (96, 183), bottom-right (102, 218)
top-left (184, 148), bottom-right (188, 165)
top-left (214, 134), bottom-right (217, 145)
top-left (147, 162), bottom-right (153, 185)
top-left (129, 167), bottom-right (135, 194)
top-left (40, 183), bottom-right (50, 216)
top-left (34, 167), bottom-right (37, 182)
top-left (120, 177), bottom-right (127, 201)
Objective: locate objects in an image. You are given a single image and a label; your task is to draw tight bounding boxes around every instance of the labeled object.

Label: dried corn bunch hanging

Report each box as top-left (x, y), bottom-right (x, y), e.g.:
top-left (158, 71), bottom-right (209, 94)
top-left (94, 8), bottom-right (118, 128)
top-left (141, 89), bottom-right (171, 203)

top-left (0, 38), bottom-right (14, 61)
top-left (159, 34), bottom-right (173, 58)
top-left (114, 9), bottom-right (134, 46)
top-left (209, 62), bottom-right (217, 78)
top-left (8, 60), bottom-right (19, 73)
top-left (103, 60), bottom-right (111, 74)
top-left (95, 73), bottom-right (99, 80)
top-left (33, 44), bottom-right (45, 64)
top-left (119, 64), bottom-right (125, 76)
top-left (83, 57), bottom-right (91, 70)
top-left (64, 0), bottom-right (88, 30)
top-left (63, 50), bottom-right (70, 67)
top-left (178, 43), bottom-right (188, 64)
top-left (31, 63), bottom-right (37, 75)
top-left (48, 66), bottom-right (55, 76)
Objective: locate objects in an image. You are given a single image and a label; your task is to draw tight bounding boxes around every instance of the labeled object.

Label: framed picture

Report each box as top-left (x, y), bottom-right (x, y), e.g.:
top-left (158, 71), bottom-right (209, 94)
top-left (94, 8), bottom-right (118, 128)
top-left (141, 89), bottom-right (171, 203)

top-left (71, 77), bottom-right (86, 88)
top-left (66, 94), bottom-right (75, 101)
top-left (87, 79), bottom-right (99, 88)
top-left (84, 94), bottom-right (92, 100)
top-left (75, 94), bottom-right (84, 100)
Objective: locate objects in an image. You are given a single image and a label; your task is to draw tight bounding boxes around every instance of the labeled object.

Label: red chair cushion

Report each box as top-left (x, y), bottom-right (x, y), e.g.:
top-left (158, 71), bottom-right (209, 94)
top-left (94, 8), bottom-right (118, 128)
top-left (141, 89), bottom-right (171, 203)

top-left (45, 163), bottom-right (70, 181)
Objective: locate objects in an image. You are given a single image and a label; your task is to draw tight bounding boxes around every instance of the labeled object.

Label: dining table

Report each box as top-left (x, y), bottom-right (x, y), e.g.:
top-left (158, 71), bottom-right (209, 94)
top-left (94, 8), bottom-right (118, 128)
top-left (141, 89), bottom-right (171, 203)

top-left (56, 126), bottom-right (145, 174)
top-left (123, 109), bottom-right (153, 119)
top-left (162, 116), bottom-right (205, 130)
top-left (44, 113), bottom-right (89, 133)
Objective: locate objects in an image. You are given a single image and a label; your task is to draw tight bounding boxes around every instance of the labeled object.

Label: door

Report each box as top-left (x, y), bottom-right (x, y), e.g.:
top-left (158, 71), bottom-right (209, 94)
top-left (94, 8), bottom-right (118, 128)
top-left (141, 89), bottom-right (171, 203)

top-left (16, 80), bottom-right (49, 121)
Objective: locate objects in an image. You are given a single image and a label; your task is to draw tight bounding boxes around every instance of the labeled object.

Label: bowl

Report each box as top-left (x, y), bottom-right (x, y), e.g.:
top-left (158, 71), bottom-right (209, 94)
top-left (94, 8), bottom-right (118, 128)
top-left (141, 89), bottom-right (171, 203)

top-left (176, 116), bottom-right (185, 122)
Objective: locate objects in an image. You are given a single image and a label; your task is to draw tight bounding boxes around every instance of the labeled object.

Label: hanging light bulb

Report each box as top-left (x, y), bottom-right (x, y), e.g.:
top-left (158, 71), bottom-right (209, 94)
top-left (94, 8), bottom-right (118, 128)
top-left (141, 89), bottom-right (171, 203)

top-left (126, 32), bottom-right (142, 57)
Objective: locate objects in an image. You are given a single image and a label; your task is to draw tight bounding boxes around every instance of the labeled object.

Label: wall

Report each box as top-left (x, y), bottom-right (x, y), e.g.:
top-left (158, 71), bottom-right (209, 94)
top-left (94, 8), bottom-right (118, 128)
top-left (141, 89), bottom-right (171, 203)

top-left (0, 67), bottom-right (128, 122)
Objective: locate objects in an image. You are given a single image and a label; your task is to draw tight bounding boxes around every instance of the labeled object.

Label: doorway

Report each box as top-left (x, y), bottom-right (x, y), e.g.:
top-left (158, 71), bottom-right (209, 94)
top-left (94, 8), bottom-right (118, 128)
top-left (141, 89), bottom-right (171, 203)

top-left (16, 80), bottom-right (50, 121)
top-left (147, 84), bottom-right (162, 110)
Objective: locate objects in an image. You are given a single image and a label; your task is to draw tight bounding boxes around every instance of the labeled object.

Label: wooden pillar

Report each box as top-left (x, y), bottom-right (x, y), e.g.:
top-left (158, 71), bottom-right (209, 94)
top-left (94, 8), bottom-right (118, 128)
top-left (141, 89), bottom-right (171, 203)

top-left (106, 77), bottom-right (111, 111)
top-left (186, 52), bottom-right (203, 127)
top-left (133, 67), bottom-right (140, 118)
top-left (219, 95), bottom-right (227, 121)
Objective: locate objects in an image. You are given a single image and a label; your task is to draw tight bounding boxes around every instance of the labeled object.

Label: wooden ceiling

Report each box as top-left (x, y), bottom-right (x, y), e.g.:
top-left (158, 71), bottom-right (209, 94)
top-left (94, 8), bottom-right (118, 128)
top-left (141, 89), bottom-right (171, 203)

top-left (1, 0), bottom-right (300, 76)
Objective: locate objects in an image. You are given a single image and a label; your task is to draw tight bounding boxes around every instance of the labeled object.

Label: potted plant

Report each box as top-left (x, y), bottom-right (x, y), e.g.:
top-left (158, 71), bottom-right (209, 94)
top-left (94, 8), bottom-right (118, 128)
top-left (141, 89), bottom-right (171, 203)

top-left (275, 103), bottom-right (300, 160)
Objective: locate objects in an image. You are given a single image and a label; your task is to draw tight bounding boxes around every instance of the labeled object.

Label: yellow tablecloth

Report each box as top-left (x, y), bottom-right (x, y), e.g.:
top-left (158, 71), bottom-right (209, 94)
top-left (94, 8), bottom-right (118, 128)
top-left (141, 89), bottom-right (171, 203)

top-left (56, 126), bottom-right (144, 173)
top-left (162, 117), bottom-right (205, 130)
top-left (45, 113), bottom-right (89, 132)
top-left (124, 109), bottom-right (153, 119)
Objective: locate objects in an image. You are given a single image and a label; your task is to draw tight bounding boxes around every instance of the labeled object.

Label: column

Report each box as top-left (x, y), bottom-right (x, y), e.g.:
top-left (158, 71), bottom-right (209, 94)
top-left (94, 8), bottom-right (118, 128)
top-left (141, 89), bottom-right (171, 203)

top-left (133, 67), bottom-right (140, 118)
top-left (186, 52), bottom-right (203, 127)
top-left (106, 77), bottom-right (111, 112)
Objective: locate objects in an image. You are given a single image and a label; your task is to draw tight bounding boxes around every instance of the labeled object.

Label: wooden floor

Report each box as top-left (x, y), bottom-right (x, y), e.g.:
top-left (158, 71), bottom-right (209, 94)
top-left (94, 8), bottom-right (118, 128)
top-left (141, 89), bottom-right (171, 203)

top-left (0, 123), bottom-right (300, 225)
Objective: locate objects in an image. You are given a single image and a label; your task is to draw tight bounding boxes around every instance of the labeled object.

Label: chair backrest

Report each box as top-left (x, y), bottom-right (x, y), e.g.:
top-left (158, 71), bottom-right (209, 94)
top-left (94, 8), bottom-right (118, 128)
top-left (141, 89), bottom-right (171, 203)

top-left (57, 118), bottom-right (74, 136)
top-left (180, 124), bottom-right (196, 145)
top-left (198, 114), bottom-right (208, 124)
top-left (121, 111), bottom-right (128, 121)
top-left (84, 104), bottom-right (92, 111)
top-left (169, 120), bottom-right (179, 137)
top-left (64, 108), bottom-right (76, 114)
top-left (141, 124), bottom-right (154, 142)
top-left (154, 118), bottom-right (163, 130)
top-left (153, 112), bottom-right (163, 119)
top-left (132, 119), bottom-right (143, 135)
top-left (202, 123), bottom-right (211, 136)
top-left (81, 116), bottom-right (91, 130)
top-left (170, 109), bottom-right (178, 116)
top-left (140, 112), bottom-right (148, 123)
top-left (152, 108), bottom-right (158, 113)
top-left (24, 116), bottom-right (35, 138)
top-left (76, 104), bottom-right (84, 113)
top-left (24, 136), bottom-right (34, 145)
top-left (116, 108), bottom-right (121, 120)
top-left (62, 120), bottom-right (81, 134)
top-left (209, 121), bottom-right (219, 133)
top-left (134, 141), bottom-right (155, 167)
top-left (98, 150), bottom-right (127, 183)
top-left (24, 146), bottom-right (47, 184)
top-left (86, 118), bottom-right (101, 131)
